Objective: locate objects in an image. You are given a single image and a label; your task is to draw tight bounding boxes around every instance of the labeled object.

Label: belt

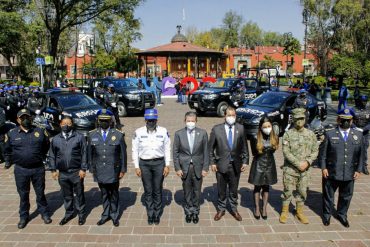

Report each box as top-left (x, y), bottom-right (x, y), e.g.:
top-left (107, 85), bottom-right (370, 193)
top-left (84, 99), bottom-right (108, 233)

top-left (140, 157), bottom-right (164, 162)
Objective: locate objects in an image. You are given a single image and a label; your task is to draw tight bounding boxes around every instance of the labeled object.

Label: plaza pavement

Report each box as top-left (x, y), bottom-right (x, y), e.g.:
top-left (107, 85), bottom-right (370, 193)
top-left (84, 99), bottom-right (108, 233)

top-left (0, 98), bottom-right (369, 247)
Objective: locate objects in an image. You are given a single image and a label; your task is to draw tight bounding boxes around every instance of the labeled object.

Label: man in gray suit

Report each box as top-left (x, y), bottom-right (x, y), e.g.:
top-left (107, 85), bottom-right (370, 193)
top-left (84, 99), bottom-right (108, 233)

top-left (209, 106), bottom-right (249, 221)
top-left (173, 112), bottom-right (209, 224)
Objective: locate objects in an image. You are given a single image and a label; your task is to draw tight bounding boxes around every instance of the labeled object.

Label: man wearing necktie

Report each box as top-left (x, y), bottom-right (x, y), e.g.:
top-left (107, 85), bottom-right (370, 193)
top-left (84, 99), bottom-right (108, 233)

top-left (88, 109), bottom-right (127, 227)
top-left (320, 108), bottom-right (364, 227)
top-left (208, 106), bottom-right (249, 221)
top-left (173, 111), bottom-right (209, 224)
top-left (49, 115), bottom-right (88, 226)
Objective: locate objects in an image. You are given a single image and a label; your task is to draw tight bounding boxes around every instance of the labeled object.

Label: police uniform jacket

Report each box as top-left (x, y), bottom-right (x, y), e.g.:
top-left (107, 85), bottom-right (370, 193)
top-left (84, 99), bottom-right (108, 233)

top-left (320, 127), bottom-right (364, 181)
top-left (48, 131), bottom-right (88, 172)
top-left (104, 92), bottom-right (119, 107)
top-left (4, 126), bottom-right (50, 168)
top-left (88, 128), bottom-right (127, 184)
top-left (27, 96), bottom-right (45, 113)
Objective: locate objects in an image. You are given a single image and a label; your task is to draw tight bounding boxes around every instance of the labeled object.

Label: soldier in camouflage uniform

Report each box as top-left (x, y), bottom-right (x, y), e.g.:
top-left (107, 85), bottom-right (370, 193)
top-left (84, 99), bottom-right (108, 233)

top-left (354, 95), bottom-right (370, 175)
top-left (280, 108), bottom-right (319, 224)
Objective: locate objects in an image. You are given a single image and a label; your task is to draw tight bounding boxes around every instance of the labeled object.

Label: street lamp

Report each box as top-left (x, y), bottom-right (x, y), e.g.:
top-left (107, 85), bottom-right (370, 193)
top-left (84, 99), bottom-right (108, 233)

top-left (283, 32), bottom-right (292, 77)
top-left (302, 8), bottom-right (309, 82)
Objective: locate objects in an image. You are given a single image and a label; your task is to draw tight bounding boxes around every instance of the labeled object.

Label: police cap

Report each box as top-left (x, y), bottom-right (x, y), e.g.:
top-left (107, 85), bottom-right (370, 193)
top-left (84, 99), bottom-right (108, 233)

top-left (17, 109), bottom-right (31, 118)
top-left (108, 84), bottom-right (115, 88)
top-left (97, 109), bottom-right (113, 120)
top-left (337, 108), bottom-right (354, 119)
top-left (144, 108), bottom-right (158, 120)
top-left (292, 108), bottom-right (306, 119)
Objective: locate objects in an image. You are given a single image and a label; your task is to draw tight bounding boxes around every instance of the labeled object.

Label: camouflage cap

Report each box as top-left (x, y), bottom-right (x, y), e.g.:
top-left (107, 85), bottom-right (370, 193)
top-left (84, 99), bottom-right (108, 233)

top-left (292, 108), bottom-right (306, 119)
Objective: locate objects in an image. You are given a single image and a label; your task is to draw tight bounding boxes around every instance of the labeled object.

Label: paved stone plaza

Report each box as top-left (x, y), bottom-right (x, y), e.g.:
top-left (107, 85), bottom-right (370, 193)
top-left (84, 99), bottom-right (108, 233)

top-left (0, 98), bottom-right (369, 247)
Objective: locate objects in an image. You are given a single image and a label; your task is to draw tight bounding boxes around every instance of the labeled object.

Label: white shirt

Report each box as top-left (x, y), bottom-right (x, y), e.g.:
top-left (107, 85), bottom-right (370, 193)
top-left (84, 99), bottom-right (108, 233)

top-left (132, 126), bottom-right (171, 168)
top-left (224, 123), bottom-right (235, 145)
top-left (338, 127), bottom-right (350, 139)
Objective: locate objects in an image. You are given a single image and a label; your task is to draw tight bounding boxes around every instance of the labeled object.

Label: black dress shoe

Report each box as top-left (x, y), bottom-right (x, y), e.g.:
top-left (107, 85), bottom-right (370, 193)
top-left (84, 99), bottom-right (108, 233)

top-left (253, 209), bottom-right (260, 220)
top-left (97, 218), bottom-right (110, 226)
top-left (153, 216), bottom-right (160, 225)
top-left (18, 218), bottom-right (29, 229)
top-left (261, 209), bottom-right (267, 220)
top-left (148, 216), bottom-right (154, 225)
top-left (323, 218), bottom-right (330, 226)
top-left (185, 215), bottom-right (192, 223)
top-left (42, 215), bottom-right (52, 224)
top-left (337, 217), bottom-right (349, 228)
top-left (59, 216), bottom-right (73, 225)
top-left (112, 219), bottom-right (119, 227)
top-left (192, 215), bottom-right (199, 224)
top-left (78, 217), bottom-right (86, 225)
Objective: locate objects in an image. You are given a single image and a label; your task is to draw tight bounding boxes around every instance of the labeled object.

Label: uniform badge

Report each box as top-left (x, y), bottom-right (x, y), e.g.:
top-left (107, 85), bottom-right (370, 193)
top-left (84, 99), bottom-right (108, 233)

top-left (34, 132), bottom-right (40, 138)
top-left (4, 135), bottom-right (8, 143)
top-left (111, 136), bottom-right (116, 141)
top-left (353, 135), bottom-right (358, 141)
top-left (344, 109), bottom-right (349, 114)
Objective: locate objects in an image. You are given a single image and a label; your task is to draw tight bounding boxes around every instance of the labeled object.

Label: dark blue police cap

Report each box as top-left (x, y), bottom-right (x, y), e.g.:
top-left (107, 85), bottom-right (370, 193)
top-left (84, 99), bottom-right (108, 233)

top-left (97, 109), bottom-right (113, 120)
top-left (337, 108), bottom-right (355, 119)
top-left (144, 109), bottom-right (158, 120)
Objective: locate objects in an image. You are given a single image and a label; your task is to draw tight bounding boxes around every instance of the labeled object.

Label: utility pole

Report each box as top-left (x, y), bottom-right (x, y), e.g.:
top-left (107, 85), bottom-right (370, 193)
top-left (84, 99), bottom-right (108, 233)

top-left (302, 9), bottom-right (309, 83)
top-left (74, 25), bottom-right (78, 84)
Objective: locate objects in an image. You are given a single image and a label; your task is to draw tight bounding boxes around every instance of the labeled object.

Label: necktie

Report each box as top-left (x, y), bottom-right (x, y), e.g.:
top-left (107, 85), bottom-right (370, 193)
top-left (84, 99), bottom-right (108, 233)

top-left (228, 126), bottom-right (233, 149)
top-left (343, 131), bottom-right (348, 142)
top-left (189, 131), bottom-right (194, 153)
top-left (103, 131), bottom-right (107, 141)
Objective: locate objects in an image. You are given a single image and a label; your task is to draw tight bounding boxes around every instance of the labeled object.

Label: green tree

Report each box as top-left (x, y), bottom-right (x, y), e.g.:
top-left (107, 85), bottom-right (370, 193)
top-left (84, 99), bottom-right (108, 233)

top-left (328, 54), bottom-right (362, 82)
top-left (240, 21), bottom-right (263, 48)
top-left (222, 10), bottom-right (242, 48)
top-left (260, 55), bottom-right (279, 68)
top-left (262, 31), bottom-right (285, 46)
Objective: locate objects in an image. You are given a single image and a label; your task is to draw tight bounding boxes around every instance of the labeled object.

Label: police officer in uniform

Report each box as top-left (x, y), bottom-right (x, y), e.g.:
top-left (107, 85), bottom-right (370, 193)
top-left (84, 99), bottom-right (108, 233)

top-left (0, 108), bottom-right (15, 163)
top-left (354, 95), bottom-right (370, 175)
top-left (293, 89), bottom-right (310, 126)
top-left (280, 108), bottom-right (318, 224)
top-left (321, 108), bottom-right (364, 227)
top-left (88, 109), bottom-right (127, 227)
top-left (27, 89), bottom-right (45, 116)
top-left (4, 109), bottom-right (51, 229)
top-left (49, 115), bottom-right (88, 225)
top-left (104, 84), bottom-right (122, 128)
top-left (132, 109), bottom-right (171, 225)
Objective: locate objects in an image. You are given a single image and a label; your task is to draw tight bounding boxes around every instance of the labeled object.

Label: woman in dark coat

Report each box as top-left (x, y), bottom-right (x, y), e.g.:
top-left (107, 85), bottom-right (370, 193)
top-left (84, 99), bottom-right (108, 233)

top-left (248, 116), bottom-right (279, 220)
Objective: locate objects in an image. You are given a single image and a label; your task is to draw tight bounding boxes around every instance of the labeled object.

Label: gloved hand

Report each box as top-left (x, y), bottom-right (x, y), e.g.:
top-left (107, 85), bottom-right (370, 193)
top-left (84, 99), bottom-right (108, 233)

top-left (100, 95), bottom-right (104, 98)
top-left (6, 106), bottom-right (10, 110)
top-left (17, 102), bottom-right (21, 107)
top-left (111, 102), bottom-right (117, 108)
top-left (35, 109), bottom-right (41, 115)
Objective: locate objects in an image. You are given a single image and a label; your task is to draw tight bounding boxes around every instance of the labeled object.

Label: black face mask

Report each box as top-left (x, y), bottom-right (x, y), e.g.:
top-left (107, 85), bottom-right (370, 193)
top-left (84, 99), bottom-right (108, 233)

top-left (146, 120), bottom-right (157, 130)
top-left (21, 118), bottom-right (32, 129)
top-left (61, 125), bottom-right (73, 133)
top-left (100, 121), bottom-right (110, 130)
top-left (339, 119), bottom-right (351, 129)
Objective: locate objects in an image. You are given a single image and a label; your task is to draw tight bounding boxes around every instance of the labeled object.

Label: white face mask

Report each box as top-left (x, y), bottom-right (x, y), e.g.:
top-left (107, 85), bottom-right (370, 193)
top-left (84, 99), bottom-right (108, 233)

top-left (186, 122), bottom-right (196, 130)
top-left (225, 116), bottom-right (236, 125)
top-left (262, 127), bottom-right (272, 136)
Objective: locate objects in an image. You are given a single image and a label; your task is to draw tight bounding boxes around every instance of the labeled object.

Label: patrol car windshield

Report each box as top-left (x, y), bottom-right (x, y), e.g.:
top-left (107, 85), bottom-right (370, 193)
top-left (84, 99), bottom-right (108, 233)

top-left (207, 79), bottom-right (234, 88)
top-left (57, 94), bottom-right (98, 109)
top-left (244, 79), bottom-right (258, 88)
top-left (249, 93), bottom-right (289, 108)
top-left (111, 79), bottom-right (137, 88)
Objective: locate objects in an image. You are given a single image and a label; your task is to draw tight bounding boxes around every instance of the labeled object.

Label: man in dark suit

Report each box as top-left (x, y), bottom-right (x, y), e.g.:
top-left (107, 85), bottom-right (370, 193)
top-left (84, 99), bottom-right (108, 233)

top-left (208, 106), bottom-right (249, 221)
top-left (173, 111), bottom-right (209, 224)
top-left (321, 108), bottom-right (364, 227)
top-left (88, 109), bottom-right (127, 227)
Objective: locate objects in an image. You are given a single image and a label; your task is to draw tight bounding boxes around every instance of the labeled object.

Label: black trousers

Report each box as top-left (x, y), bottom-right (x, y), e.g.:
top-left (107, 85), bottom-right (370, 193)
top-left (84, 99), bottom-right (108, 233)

top-left (98, 182), bottom-right (119, 221)
top-left (58, 171), bottom-right (86, 218)
top-left (182, 164), bottom-right (203, 216)
top-left (216, 163), bottom-right (240, 212)
top-left (322, 178), bottom-right (354, 221)
top-left (107, 106), bottom-right (121, 126)
top-left (139, 159), bottom-right (165, 217)
top-left (14, 165), bottom-right (48, 219)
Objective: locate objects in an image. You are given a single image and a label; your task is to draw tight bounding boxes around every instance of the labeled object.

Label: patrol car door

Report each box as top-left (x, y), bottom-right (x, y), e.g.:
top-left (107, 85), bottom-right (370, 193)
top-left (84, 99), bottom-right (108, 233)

top-left (44, 98), bottom-right (61, 131)
top-left (281, 96), bottom-right (297, 130)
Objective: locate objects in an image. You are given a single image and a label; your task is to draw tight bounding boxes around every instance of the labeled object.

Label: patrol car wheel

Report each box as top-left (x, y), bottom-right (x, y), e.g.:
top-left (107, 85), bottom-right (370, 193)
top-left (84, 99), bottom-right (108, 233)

top-left (273, 123), bottom-right (281, 136)
top-left (117, 102), bottom-right (127, 117)
top-left (217, 101), bottom-right (229, 117)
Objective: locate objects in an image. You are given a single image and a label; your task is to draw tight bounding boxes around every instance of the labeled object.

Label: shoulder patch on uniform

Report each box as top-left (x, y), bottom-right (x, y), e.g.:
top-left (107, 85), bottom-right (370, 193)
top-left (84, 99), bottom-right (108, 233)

top-left (4, 134), bottom-right (8, 143)
top-left (43, 129), bottom-right (49, 137)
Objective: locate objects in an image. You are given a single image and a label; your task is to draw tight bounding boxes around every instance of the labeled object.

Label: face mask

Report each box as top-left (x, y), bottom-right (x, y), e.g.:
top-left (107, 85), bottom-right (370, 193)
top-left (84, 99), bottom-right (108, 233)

top-left (225, 116), bottom-right (236, 126)
top-left (339, 119), bottom-right (351, 129)
top-left (21, 118), bottom-right (32, 129)
top-left (100, 121), bottom-right (110, 130)
top-left (294, 119), bottom-right (305, 129)
top-left (61, 125), bottom-right (73, 133)
top-left (186, 122), bottom-right (196, 130)
top-left (262, 127), bottom-right (272, 136)
top-left (146, 121), bottom-right (157, 130)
